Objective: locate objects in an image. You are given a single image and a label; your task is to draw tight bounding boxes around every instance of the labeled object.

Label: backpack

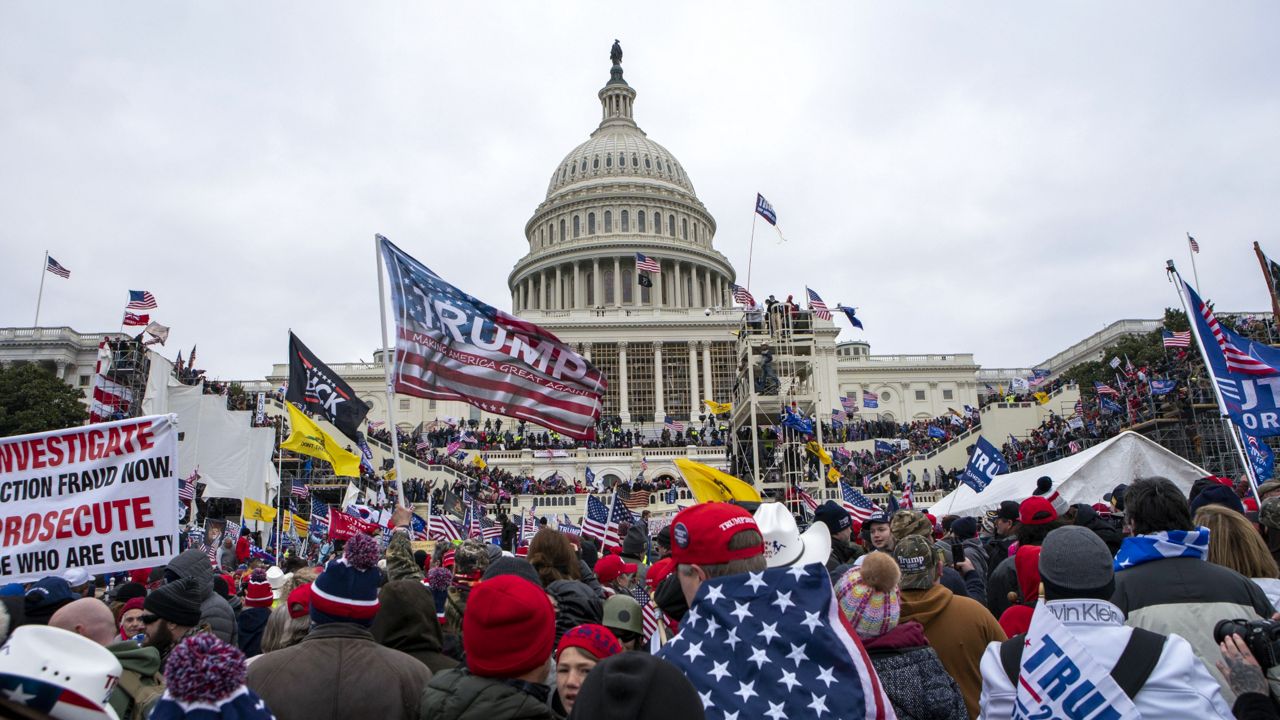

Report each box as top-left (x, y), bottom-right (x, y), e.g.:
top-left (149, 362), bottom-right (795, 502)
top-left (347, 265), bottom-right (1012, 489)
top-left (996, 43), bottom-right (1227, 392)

top-left (999, 627), bottom-right (1166, 701)
top-left (117, 668), bottom-right (166, 720)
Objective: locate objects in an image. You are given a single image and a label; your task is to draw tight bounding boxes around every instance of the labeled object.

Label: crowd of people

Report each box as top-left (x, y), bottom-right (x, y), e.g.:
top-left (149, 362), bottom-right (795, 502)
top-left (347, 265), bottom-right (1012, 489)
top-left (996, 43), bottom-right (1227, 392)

top-left (9, 471), bottom-right (1280, 719)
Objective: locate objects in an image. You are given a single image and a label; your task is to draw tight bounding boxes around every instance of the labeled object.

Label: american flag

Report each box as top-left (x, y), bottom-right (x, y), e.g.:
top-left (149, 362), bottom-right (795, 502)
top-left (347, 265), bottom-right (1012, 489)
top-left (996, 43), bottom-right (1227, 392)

top-left (478, 511), bottom-right (502, 542)
top-left (657, 564), bottom-right (892, 719)
top-left (367, 420), bottom-right (385, 430)
top-left (308, 495), bottom-right (329, 538)
top-left (806, 287), bottom-right (832, 320)
top-left (902, 481), bottom-right (914, 509)
top-left (178, 470), bottom-right (198, 502)
top-left (862, 391), bottom-right (879, 409)
top-left (731, 284), bottom-right (756, 306)
top-left (1188, 233), bottom-right (1200, 254)
top-left (840, 482), bottom-right (881, 523)
top-left (291, 478), bottom-right (308, 498)
top-left (794, 485), bottom-right (819, 513)
top-left (122, 312), bottom-right (150, 327)
top-left (1074, 399), bottom-right (1084, 416)
top-left (1162, 329), bottom-right (1191, 348)
top-left (125, 290), bottom-right (157, 310)
top-left (204, 541), bottom-right (218, 567)
top-left (521, 505), bottom-right (539, 543)
top-left (622, 489), bottom-right (651, 511)
top-left (1188, 280), bottom-right (1278, 375)
top-left (45, 256), bottom-right (71, 278)
top-left (642, 600), bottom-right (660, 640)
top-left (445, 440), bottom-right (461, 456)
top-left (429, 513), bottom-right (462, 542)
top-left (416, 438), bottom-right (431, 452)
top-left (664, 415), bottom-right (684, 433)
top-left (840, 396), bottom-right (856, 413)
top-left (379, 236), bottom-right (605, 441)
top-left (635, 252), bottom-right (661, 273)
top-left (582, 494), bottom-right (629, 550)
top-left (1093, 381), bottom-right (1120, 397)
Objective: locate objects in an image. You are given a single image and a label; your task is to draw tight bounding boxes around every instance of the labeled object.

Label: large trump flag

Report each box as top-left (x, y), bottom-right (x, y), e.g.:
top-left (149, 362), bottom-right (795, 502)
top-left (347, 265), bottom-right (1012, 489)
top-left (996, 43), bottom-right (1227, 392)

top-left (378, 235), bottom-right (606, 440)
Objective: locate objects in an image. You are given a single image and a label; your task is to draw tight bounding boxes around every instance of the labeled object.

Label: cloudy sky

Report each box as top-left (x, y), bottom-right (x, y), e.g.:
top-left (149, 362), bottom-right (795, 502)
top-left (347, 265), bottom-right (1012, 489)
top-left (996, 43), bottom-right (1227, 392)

top-left (3, 3), bottom-right (1278, 381)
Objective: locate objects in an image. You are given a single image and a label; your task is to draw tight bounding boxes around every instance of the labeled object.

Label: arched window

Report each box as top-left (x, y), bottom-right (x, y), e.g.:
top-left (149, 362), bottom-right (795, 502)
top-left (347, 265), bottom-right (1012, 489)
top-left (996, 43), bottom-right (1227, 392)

top-left (593, 156), bottom-right (600, 170)
top-left (693, 223), bottom-right (698, 242)
top-left (588, 213), bottom-right (596, 235)
top-left (653, 212), bottom-right (661, 234)
top-left (637, 210), bottom-right (646, 233)
top-left (604, 211), bottom-right (612, 233)
top-left (580, 159), bottom-right (587, 172)
top-left (668, 215), bottom-right (676, 237)
top-left (573, 216), bottom-right (581, 238)
top-left (603, 268), bottom-right (615, 304)
top-left (538, 227), bottom-right (544, 247)
top-left (605, 154), bottom-right (612, 168)
top-left (560, 219), bottom-right (566, 242)
top-left (681, 218), bottom-right (688, 240)
top-left (632, 153), bottom-right (638, 167)
top-left (621, 210), bottom-right (629, 232)
top-left (644, 156), bottom-right (651, 169)
top-left (618, 152), bottom-right (625, 167)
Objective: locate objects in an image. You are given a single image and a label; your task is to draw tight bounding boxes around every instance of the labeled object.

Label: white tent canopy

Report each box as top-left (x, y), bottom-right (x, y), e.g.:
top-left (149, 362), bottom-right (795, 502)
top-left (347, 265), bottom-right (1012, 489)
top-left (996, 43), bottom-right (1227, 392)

top-left (929, 431), bottom-right (1209, 517)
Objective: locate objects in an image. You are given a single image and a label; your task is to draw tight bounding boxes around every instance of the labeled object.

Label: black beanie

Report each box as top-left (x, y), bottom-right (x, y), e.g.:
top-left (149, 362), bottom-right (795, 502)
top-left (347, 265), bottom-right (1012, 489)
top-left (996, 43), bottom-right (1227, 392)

top-left (567, 652), bottom-right (705, 720)
top-left (114, 582), bottom-right (148, 603)
top-left (144, 577), bottom-right (203, 627)
top-left (482, 556), bottom-right (542, 587)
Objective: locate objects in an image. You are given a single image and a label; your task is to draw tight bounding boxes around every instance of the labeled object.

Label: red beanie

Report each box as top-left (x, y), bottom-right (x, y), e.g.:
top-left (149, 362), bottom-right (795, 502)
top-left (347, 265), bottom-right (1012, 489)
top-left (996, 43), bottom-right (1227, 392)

top-left (245, 569), bottom-right (274, 608)
top-left (556, 624), bottom-right (623, 662)
top-left (463, 575), bottom-right (555, 679)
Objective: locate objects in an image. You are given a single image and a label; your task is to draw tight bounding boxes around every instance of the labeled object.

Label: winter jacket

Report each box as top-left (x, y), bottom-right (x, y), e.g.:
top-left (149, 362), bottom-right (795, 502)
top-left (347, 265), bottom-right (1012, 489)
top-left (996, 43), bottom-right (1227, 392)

top-left (385, 528), bottom-right (426, 583)
top-left (827, 537), bottom-right (865, 580)
top-left (246, 622), bottom-right (433, 720)
top-left (1070, 503), bottom-right (1123, 555)
top-left (237, 606), bottom-right (271, 658)
top-left (862, 621), bottom-right (968, 720)
top-left (959, 536), bottom-right (988, 580)
top-left (420, 668), bottom-right (561, 720)
top-left (978, 599), bottom-right (1233, 719)
top-left (545, 580), bottom-right (603, 643)
top-left (984, 556), bottom-right (1017, 620)
top-left (577, 560), bottom-right (606, 598)
top-left (166, 548), bottom-right (238, 644)
top-left (373, 580), bottom-right (460, 674)
top-left (106, 641), bottom-right (164, 720)
top-left (900, 583), bottom-right (1006, 719)
top-left (982, 534), bottom-right (1014, 581)
top-left (1113, 555), bottom-right (1276, 705)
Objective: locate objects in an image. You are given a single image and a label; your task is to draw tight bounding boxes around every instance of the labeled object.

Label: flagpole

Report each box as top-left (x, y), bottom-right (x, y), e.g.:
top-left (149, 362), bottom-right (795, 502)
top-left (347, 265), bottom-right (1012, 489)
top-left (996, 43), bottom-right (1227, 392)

top-left (374, 235), bottom-right (408, 509)
top-left (1168, 262), bottom-right (1255, 491)
top-left (34, 251), bottom-right (48, 326)
top-left (745, 212), bottom-right (758, 292)
top-left (1187, 233), bottom-right (1201, 295)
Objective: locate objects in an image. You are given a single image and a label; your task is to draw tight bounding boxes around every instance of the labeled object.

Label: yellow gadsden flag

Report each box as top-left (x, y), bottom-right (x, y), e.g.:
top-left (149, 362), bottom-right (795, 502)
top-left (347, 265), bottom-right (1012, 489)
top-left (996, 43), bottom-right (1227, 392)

top-left (242, 497), bottom-right (277, 523)
top-left (1033, 391), bottom-right (1050, 405)
top-left (703, 399), bottom-right (732, 415)
top-left (805, 440), bottom-right (833, 466)
top-left (280, 402), bottom-right (362, 477)
top-left (674, 458), bottom-right (762, 504)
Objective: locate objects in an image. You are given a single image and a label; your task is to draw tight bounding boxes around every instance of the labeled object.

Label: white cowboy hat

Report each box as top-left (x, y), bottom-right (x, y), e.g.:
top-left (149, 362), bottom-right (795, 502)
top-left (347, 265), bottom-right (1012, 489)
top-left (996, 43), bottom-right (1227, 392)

top-left (753, 502), bottom-right (832, 569)
top-left (0, 625), bottom-right (122, 719)
top-left (266, 565), bottom-right (291, 599)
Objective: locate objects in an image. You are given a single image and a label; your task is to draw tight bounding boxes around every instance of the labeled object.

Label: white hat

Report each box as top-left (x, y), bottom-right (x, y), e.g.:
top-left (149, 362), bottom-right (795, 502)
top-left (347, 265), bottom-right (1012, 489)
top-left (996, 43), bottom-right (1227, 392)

top-left (266, 566), bottom-right (290, 599)
top-left (61, 567), bottom-right (93, 588)
top-left (0, 625), bottom-right (122, 719)
top-left (753, 502), bottom-right (832, 569)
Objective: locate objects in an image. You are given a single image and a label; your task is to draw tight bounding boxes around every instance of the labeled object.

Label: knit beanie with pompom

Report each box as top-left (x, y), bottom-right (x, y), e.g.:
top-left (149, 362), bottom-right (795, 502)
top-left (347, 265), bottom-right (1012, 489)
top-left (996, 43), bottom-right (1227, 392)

top-left (835, 551), bottom-right (901, 639)
top-left (311, 533), bottom-right (381, 626)
top-left (148, 633), bottom-right (274, 719)
top-left (243, 569), bottom-right (273, 608)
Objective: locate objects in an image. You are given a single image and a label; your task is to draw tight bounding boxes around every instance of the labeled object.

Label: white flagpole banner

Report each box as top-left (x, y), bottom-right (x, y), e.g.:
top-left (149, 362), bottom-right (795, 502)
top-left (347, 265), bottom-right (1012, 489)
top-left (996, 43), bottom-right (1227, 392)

top-left (1014, 601), bottom-right (1137, 719)
top-left (0, 414), bottom-right (180, 583)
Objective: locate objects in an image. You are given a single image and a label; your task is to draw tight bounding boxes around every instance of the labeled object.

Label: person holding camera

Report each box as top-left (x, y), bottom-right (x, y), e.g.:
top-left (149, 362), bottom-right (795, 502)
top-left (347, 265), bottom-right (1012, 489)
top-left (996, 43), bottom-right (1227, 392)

top-left (1112, 477), bottom-right (1276, 705)
top-left (980, 526), bottom-right (1233, 718)
top-left (1218, 631), bottom-right (1280, 719)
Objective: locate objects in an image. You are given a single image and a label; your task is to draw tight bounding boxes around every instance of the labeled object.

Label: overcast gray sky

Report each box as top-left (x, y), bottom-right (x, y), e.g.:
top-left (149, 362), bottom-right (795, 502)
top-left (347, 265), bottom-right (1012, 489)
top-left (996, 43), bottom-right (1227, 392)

top-left (3, 2), bottom-right (1278, 381)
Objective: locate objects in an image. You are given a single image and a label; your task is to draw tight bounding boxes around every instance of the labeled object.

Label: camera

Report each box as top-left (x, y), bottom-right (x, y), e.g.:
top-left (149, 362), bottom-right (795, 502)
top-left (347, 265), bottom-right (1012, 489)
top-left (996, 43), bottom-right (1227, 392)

top-left (1215, 618), bottom-right (1280, 669)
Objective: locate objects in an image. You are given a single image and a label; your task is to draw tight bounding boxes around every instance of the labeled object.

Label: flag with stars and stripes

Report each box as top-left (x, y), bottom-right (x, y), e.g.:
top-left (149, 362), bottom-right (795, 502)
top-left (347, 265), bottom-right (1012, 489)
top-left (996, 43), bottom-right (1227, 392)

top-left (308, 496), bottom-right (329, 541)
top-left (379, 235), bottom-right (606, 441)
top-left (478, 511), bottom-right (502, 543)
top-left (1185, 278), bottom-right (1278, 376)
top-left (1188, 233), bottom-right (1200, 254)
top-left (664, 415), bottom-right (685, 433)
top-left (805, 288), bottom-right (831, 320)
top-left (656, 563), bottom-right (892, 719)
top-left (582, 494), bottom-right (632, 550)
top-left (429, 512), bottom-right (462, 543)
top-left (126, 290), bottom-right (158, 310)
top-left (731, 284), bottom-right (755, 306)
top-left (178, 471), bottom-right (197, 502)
top-left (635, 252), bottom-right (662, 273)
top-left (1093, 381), bottom-right (1120, 397)
top-left (46, 255), bottom-right (71, 278)
top-left (291, 478), bottom-right (308, 499)
top-left (839, 483), bottom-right (881, 524)
top-left (1162, 329), bottom-right (1191, 348)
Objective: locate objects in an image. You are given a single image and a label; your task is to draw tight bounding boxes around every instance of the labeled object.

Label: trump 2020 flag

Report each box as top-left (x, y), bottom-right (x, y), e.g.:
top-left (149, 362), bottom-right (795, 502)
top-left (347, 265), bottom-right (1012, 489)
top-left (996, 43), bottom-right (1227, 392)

top-left (1245, 429), bottom-right (1275, 484)
top-left (657, 563), bottom-right (893, 719)
top-left (378, 235), bottom-right (606, 440)
top-left (960, 435), bottom-right (1007, 493)
top-left (1015, 602), bottom-right (1136, 719)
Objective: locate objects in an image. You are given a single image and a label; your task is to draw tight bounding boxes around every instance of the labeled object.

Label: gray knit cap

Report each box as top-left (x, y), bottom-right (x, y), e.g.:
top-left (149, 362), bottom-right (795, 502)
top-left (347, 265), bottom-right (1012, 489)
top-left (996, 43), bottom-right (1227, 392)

top-left (1039, 526), bottom-right (1113, 591)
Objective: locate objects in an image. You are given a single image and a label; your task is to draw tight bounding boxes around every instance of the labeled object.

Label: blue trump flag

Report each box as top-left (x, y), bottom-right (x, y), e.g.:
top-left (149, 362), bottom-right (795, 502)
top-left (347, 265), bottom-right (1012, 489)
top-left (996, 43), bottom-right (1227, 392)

top-left (927, 426), bottom-right (946, 439)
top-left (837, 306), bottom-right (864, 330)
top-left (1183, 278), bottom-right (1280, 435)
top-left (1150, 379), bottom-right (1177, 396)
top-left (960, 436), bottom-right (1008, 493)
top-left (1244, 430), bottom-right (1275, 484)
top-left (781, 407), bottom-right (814, 436)
top-left (1099, 396), bottom-right (1124, 415)
top-left (754, 193), bottom-right (777, 225)
top-left (874, 439), bottom-right (897, 455)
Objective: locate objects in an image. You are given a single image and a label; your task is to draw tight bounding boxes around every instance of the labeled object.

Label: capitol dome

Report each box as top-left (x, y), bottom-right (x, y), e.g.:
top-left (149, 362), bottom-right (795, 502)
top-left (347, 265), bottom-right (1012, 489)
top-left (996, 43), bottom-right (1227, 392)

top-left (509, 47), bottom-right (734, 314)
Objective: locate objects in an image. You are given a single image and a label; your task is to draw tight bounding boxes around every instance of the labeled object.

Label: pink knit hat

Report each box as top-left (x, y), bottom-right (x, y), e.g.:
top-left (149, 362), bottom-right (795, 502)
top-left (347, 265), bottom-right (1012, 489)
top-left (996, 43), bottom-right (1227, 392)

top-left (835, 552), bottom-right (901, 639)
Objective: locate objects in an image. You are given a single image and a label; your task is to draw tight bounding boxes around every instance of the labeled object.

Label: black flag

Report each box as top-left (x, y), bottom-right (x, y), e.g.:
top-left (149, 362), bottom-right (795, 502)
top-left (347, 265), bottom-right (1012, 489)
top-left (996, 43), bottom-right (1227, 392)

top-left (638, 273), bottom-right (653, 288)
top-left (286, 332), bottom-right (370, 442)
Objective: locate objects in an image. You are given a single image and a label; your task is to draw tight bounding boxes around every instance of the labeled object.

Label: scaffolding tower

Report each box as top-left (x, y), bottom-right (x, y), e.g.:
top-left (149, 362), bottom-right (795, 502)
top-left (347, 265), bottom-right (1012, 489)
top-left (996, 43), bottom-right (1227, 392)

top-left (729, 307), bottom-right (828, 497)
top-left (101, 334), bottom-right (151, 419)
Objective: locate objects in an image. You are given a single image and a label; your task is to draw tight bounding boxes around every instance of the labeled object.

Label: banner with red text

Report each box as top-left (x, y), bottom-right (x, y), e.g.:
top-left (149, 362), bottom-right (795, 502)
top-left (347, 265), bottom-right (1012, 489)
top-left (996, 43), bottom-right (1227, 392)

top-left (328, 510), bottom-right (384, 541)
top-left (0, 415), bottom-right (179, 583)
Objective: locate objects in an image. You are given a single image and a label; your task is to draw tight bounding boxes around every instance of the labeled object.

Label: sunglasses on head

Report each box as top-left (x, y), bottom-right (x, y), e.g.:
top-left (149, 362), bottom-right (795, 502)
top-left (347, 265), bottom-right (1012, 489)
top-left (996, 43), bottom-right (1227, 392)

top-left (140, 614), bottom-right (161, 624)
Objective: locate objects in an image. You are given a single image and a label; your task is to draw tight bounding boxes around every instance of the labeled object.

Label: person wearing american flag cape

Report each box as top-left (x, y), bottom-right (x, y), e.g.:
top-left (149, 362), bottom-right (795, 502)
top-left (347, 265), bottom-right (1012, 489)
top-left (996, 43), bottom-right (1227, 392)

top-left (656, 502), bottom-right (895, 719)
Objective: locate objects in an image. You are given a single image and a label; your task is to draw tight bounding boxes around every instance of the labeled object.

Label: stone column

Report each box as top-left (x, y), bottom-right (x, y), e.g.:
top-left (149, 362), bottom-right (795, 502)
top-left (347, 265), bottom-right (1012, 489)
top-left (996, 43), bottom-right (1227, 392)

top-left (613, 257), bottom-right (622, 308)
top-left (542, 269), bottom-right (550, 309)
top-left (653, 260), bottom-right (663, 309)
top-left (573, 262), bottom-right (582, 309)
top-left (702, 341), bottom-right (714, 401)
top-left (688, 342), bottom-right (700, 420)
top-left (631, 259), bottom-right (641, 308)
top-left (673, 262), bottom-right (683, 308)
top-left (618, 342), bottom-right (631, 423)
top-left (555, 265), bottom-right (563, 310)
top-left (653, 343), bottom-right (665, 422)
top-left (702, 269), bottom-right (711, 308)
top-left (592, 258), bottom-right (601, 307)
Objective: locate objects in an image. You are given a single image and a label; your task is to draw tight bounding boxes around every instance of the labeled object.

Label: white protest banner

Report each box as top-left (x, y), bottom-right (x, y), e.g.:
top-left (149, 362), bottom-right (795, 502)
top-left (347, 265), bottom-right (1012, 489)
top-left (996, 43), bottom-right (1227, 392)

top-left (0, 415), bottom-right (179, 583)
top-left (1014, 601), bottom-right (1137, 720)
